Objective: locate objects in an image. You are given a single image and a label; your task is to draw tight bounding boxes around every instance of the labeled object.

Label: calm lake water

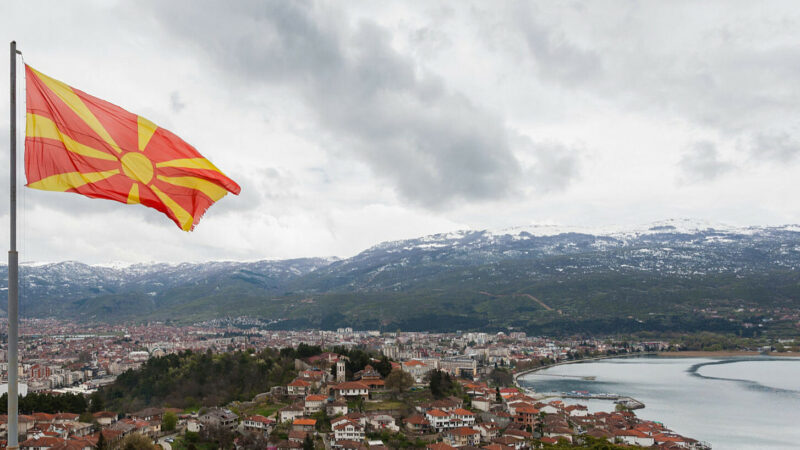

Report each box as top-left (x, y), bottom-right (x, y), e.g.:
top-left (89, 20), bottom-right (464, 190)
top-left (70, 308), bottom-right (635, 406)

top-left (518, 356), bottom-right (800, 449)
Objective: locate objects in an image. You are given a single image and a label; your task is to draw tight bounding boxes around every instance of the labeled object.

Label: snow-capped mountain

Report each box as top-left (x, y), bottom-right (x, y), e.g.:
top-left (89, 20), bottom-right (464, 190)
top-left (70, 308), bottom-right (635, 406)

top-left (1, 219), bottom-right (799, 324)
top-left (298, 219), bottom-right (800, 291)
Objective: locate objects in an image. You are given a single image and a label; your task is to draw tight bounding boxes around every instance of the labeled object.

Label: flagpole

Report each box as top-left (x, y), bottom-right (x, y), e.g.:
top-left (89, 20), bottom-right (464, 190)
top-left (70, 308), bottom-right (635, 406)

top-left (8, 40), bottom-right (19, 450)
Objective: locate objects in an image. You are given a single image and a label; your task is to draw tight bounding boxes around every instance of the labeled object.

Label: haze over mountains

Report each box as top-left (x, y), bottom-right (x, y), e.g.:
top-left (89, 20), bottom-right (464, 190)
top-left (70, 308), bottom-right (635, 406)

top-left (3, 219), bottom-right (800, 334)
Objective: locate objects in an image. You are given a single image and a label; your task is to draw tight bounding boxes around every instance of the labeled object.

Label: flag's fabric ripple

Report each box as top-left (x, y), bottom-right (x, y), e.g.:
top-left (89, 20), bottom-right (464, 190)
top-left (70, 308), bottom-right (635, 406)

top-left (25, 65), bottom-right (241, 231)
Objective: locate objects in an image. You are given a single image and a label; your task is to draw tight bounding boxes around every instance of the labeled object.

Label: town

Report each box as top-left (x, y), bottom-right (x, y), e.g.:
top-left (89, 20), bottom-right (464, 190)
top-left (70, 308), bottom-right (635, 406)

top-left (0, 318), bottom-right (721, 449)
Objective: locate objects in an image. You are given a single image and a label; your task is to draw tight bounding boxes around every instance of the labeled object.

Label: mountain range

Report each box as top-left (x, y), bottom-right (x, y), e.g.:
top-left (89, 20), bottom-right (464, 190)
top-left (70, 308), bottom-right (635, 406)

top-left (3, 219), bottom-right (799, 335)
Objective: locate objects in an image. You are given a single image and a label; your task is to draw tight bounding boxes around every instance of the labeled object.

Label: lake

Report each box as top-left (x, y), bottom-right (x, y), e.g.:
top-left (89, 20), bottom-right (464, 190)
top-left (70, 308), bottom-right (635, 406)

top-left (518, 355), bottom-right (800, 449)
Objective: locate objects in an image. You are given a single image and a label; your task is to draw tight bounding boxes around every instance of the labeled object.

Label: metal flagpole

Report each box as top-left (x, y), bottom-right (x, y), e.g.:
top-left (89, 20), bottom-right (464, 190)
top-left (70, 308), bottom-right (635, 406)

top-left (8, 40), bottom-right (19, 450)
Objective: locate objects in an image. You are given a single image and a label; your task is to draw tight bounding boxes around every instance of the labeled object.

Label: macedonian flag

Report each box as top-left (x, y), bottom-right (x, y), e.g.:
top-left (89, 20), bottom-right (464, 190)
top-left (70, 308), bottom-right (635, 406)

top-left (24, 65), bottom-right (241, 231)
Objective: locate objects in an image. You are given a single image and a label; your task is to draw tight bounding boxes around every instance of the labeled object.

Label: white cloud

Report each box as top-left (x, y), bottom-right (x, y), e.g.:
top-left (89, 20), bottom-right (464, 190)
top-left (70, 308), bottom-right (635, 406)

top-left (0, 0), bottom-right (799, 263)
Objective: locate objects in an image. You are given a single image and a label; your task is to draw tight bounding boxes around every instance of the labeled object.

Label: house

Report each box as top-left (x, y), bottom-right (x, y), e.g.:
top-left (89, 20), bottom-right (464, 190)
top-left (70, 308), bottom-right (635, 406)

top-left (129, 407), bottom-right (163, 421)
top-left (353, 365), bottom-right (381, 381)
top-left (442, 427), bottom-right (481, 447)
top-left (503, 428), bottom-right (532, 442)
top-left (450, 409), bottom-right (475, 426)
top-left (280, 404), bottom-right (306, 423)
top-left (366, 414), bottom-right (398, 432)
top-left (31, 413), bottom-right (56, 424)
top-left (424, 408), bottom-right (474, 432)
top-left (53, 414), bottom-right (78, 425)
top-left (615, 429), bottom-right (654, 447)
top-left (20, 436), bottom-right (66, 449)
top-left (514, 406), bottom-right (539, 428)
top-left (98, 429), bottom-right (122, 445)
top-left (300, 369), bottom-right (330, 386)
top-left (402, 360), bottom-right (433, 382)
top-left (342, 412), bottom-right (367, 428)
top-left (330, 382), bottom-right (369, 400)
top-left (292, 418), bottom-right (317, 433)
top-left (287, 379), bottom-right (312, 397)
top-left (424, 409), bottom-right (451, 431)
top-left (491, 436), bottom-right (525, 450)
top-left (288, 430), bottom-right (309, 443)
top-left (402, 414), bottom-right (430, 433)
top-left (327, 398), bottom-right (348, 417)
top-left (305, 394), bottom-right (328, 414)
top-left (92, 411), bottom-right (117, 426)
top-left (243, 415), bottom-right (274, 435)
top-left (564, 405), bottom-right (588, 417)
top-left (537, 402), bottom-right (561, 415)
top-left (186, 419), bottom-right (202, 433)
top-left (199, 408), bottom-right (238, 430)
top-left (66, 422), bottom-right (93, 438)
top-left (474, 422), bottom-right (501, 441)
top-left (471, 397), bottom-right (492, 412)
top-left (107, 420), bottom-right (135, 437)
top-left (543, 426), bottom-right (573, 444)
top-left (362, 379), bottom-right (385, 390)
top-left (332, 418), bottom-right (365, 443)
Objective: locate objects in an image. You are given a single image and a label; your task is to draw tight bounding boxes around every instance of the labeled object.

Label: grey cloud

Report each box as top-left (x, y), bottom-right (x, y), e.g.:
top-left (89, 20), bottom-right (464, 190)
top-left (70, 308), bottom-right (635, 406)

top-left (170, 91), bottom-right (186, 113)
top-left (750, 131), bottom-right (800, 163)
top-left (516, 6), bottom-right (602, 86)
top-left (515, 136), bottom-right (581, 193)
top-left (503, 3), bottom-right (800, 140)
top-left (678, 141), bottom-right (734, 184)
top-left (145, 0), bottom-right (524, 208)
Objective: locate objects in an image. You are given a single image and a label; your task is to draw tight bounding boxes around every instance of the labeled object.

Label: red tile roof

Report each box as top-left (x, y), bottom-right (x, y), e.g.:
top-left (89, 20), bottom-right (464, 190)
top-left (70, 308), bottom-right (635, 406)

top-left (426, 409), bottom-right (449, 418)
top-left (293, 418), bottom-right (317, 426)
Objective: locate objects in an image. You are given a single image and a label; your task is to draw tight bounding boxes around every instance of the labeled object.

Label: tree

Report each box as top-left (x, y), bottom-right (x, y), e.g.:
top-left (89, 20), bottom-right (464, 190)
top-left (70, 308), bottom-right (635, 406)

top-left (120, 433), bottom-right (155, 450)
top-left (311, 410), bottom-right (331, 432)
top-left (303, 434), bottom-right (314, 450)
top-left (78, 412), bottom-right (94, 423)
top-left (384, 370), bottom-right (414, 395)
top-left (89, 391), bottom-right (105, 413)
top-left (202, 424), bottom-right (234, 449)
top-left (238, 432), bottom-right (269, 449)
top-left (374, 357), bottom-right (393, 378)
top-left (495, 387), bottom-right (501, 403)
top-left (97, 431), bottom-right (107, 450)
top-left (428, 370), bottom-right (453, 399)
top-left (162, 411), bottom-right (178, 432)
top-left (489, 368), bottom-right (513, 387)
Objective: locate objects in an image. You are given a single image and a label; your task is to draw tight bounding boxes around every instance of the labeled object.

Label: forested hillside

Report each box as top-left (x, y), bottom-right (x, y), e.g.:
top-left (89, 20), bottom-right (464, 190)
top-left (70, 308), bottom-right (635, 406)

top-left (100, 348), bottom-right (299, 412)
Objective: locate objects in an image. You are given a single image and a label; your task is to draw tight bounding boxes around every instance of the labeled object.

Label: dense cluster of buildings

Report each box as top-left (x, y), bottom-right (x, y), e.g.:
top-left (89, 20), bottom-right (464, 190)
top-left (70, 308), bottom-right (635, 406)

top-left (249, 350), bottom-right (708, 450)
top-left (0, 318), bottom-right (667, 396)
top-left (0, 318), bottom-right (710, 448)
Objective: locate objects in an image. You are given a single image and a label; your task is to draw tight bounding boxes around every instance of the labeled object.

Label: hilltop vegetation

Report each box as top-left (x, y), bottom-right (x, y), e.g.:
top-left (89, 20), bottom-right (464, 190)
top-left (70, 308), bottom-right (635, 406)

top-left (100, 348), bottom-right (299, 412)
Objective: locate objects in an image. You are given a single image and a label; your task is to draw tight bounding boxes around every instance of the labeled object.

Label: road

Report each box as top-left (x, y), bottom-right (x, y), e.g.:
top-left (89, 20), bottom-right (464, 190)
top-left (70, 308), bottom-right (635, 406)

top-left (478, 291), bottom-right (555, 311)
top-left (157, 433), bottom-right (178, 450)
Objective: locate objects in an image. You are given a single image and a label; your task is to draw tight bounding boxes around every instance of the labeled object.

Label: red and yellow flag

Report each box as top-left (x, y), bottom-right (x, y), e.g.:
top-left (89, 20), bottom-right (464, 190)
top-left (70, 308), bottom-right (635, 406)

top-left (24, 65), bottom-right (241, 231)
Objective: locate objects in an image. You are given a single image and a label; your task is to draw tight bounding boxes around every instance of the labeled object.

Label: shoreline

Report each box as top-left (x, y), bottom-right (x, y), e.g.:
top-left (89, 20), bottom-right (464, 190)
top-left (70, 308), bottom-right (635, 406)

top-left (515, 350), bottom-right (800, 387)
top-left (657, 351), bottom-right (800, 358)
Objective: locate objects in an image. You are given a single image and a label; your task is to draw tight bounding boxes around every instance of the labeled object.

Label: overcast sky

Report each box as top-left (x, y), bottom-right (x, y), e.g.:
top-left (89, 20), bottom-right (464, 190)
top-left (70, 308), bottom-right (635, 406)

top-left (1, 1), bottom-right (800, 263)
